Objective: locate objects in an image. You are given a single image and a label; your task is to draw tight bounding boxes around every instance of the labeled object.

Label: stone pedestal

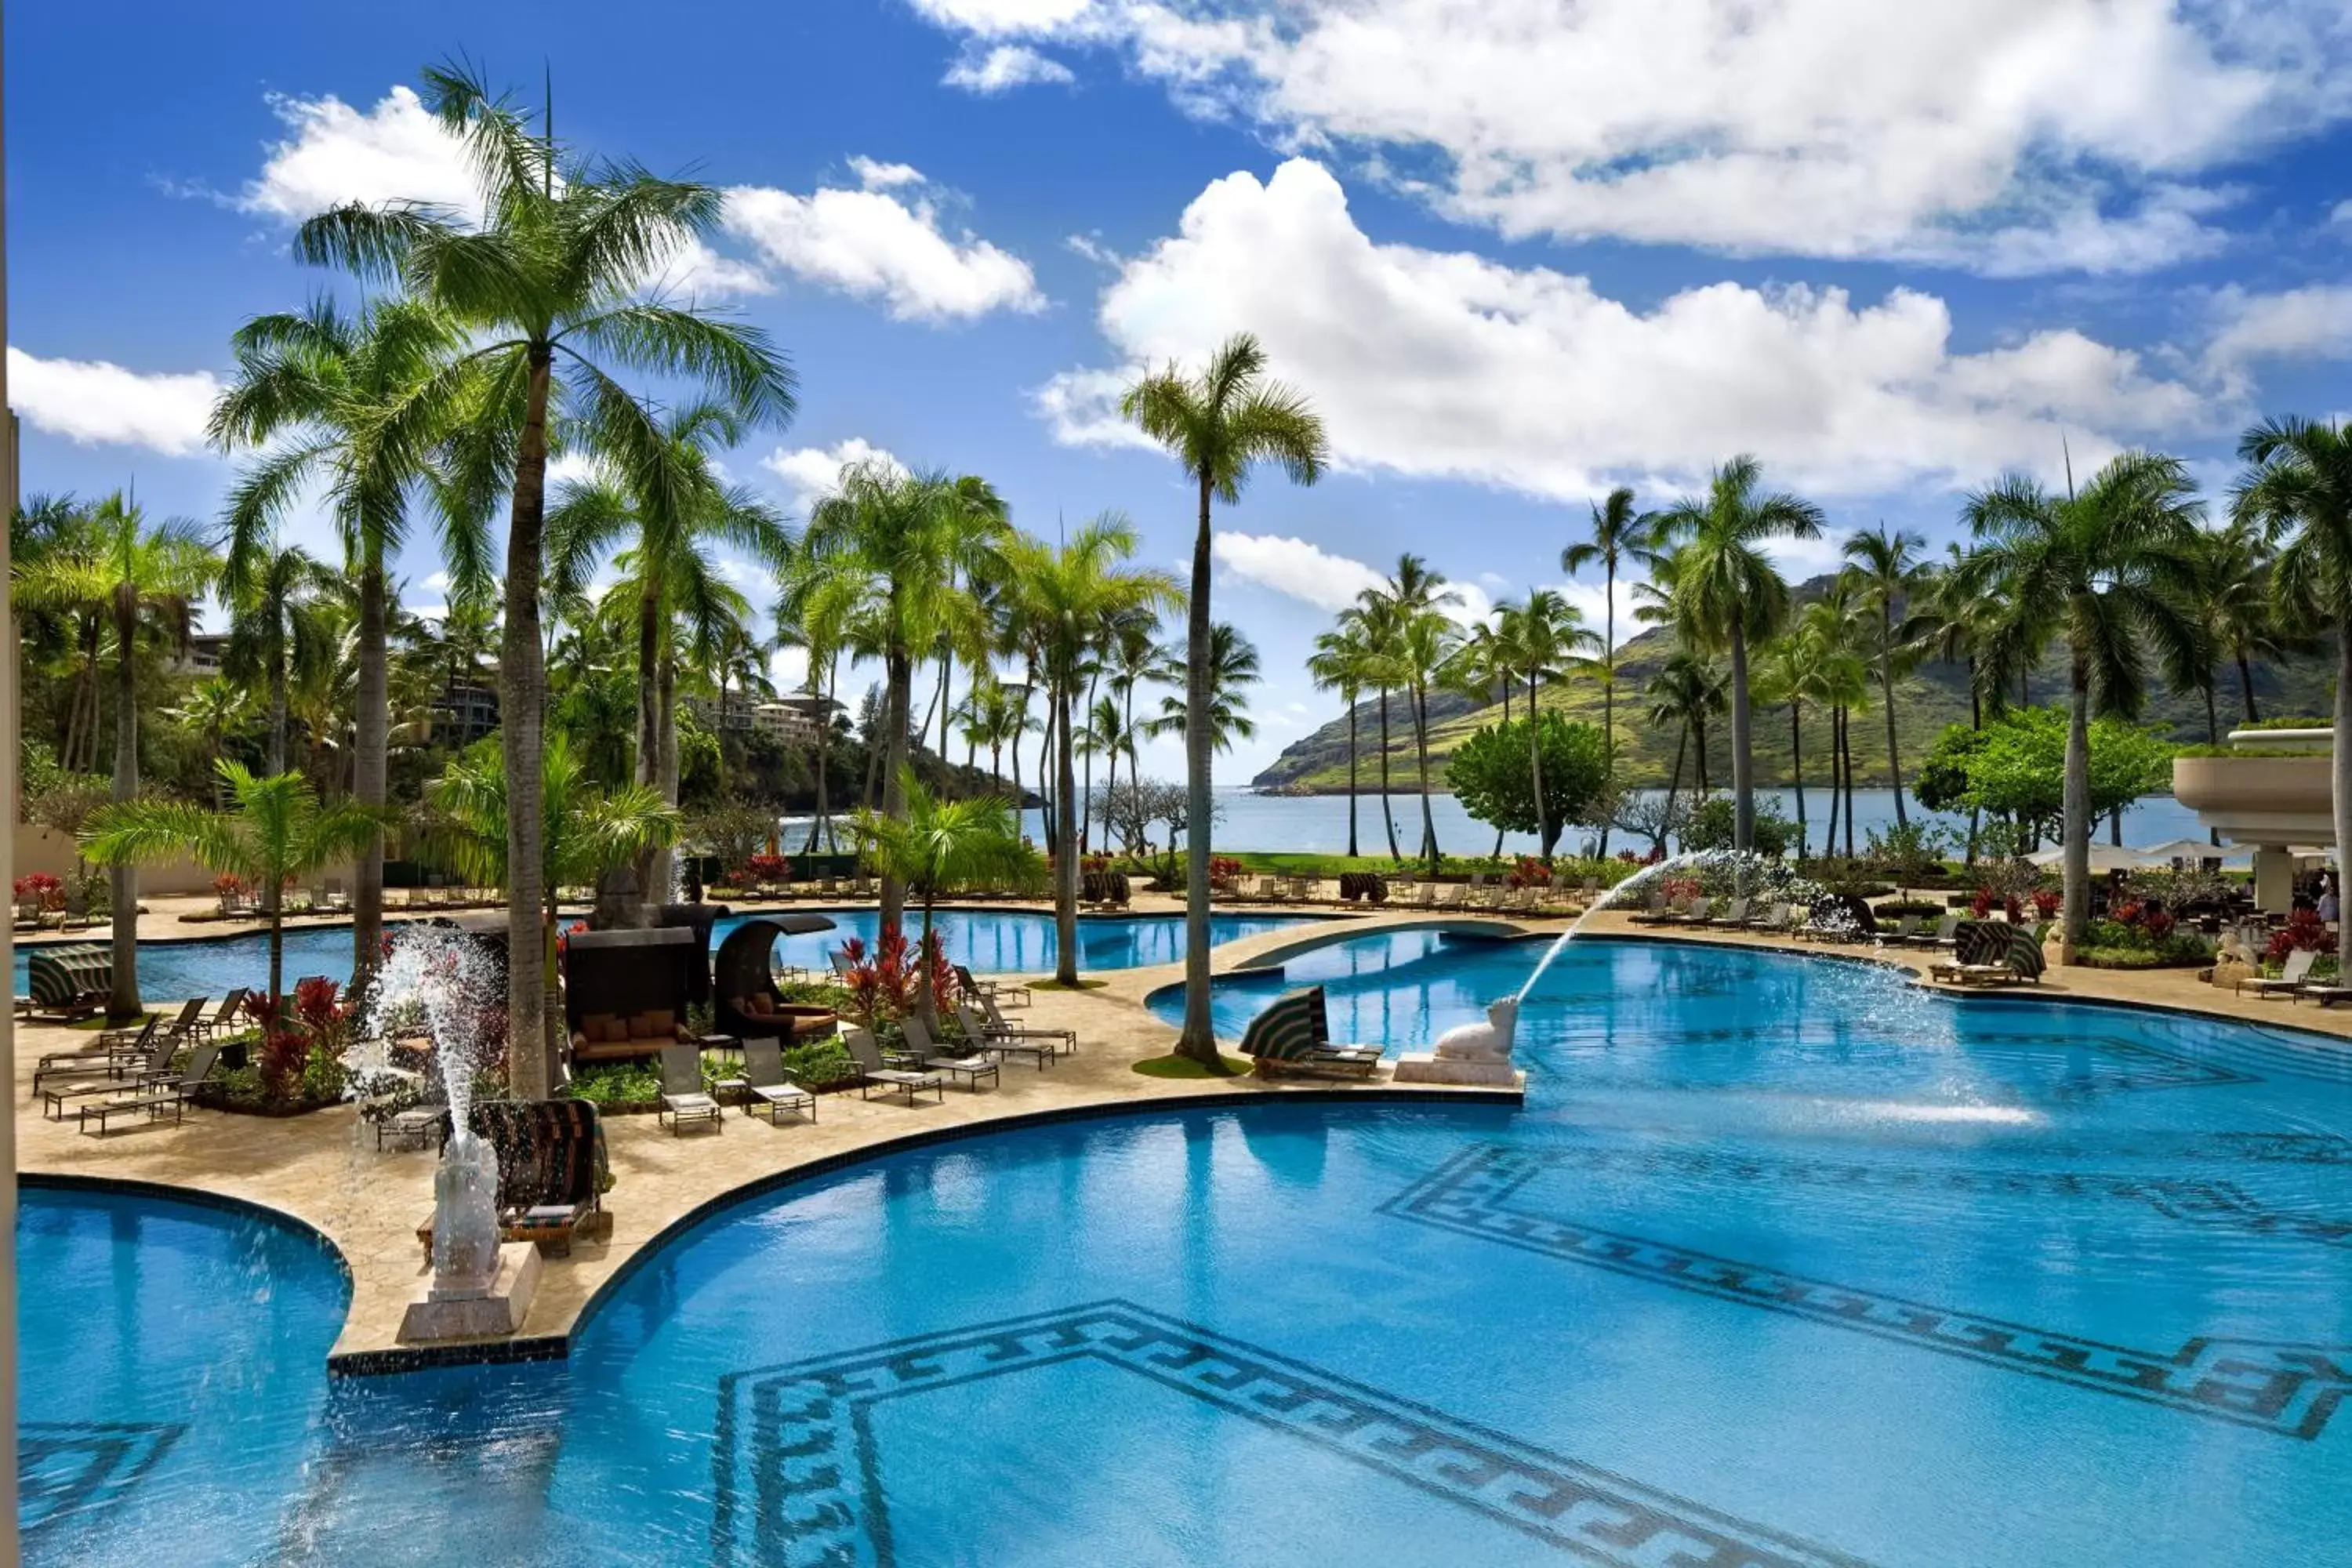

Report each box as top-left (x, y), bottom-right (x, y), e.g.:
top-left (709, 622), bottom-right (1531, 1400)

top-left (1392, 1053), bottom-right (1526, 1089)
top-left (2212, 956), bottom-right (2255, 991)
top-left (397, 1242), bottom-right (541, 1343)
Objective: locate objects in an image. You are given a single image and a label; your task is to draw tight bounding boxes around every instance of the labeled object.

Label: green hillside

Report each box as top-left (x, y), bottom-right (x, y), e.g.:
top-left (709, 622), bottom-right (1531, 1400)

top-left (1250, 575), bottom-right (2334, 794)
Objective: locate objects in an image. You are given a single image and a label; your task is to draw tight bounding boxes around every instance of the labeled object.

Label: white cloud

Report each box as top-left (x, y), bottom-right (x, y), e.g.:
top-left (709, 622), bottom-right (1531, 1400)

top-left (2205, 284), bottom-right (2352, 371)
top-left (7, 347), bottom-right (222, 456)
top-left (545, 451), bottom-right (609, 490)
top-left (648, 237), bottom-right (775, 302)
top-left (724, 173), bottom-right (1044, 321)
top-left (944, 43), bottom-right (1077, 93)
top-left (906, 0), bottom-right (2352, 273)
top-left (421, 570), bottom-right (452, 593)
top-left (1213, 532), bottom-right (1385, 612)
top-left (760, 437), bottom-right (906, 513)
top-left (1041, 161), bottom-right (2215, 501)
top-left (237, 85), bottom-right (480, 221)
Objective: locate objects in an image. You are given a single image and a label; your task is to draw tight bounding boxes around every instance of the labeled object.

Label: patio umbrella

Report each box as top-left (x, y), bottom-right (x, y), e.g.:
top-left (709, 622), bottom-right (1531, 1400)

top-left (2130, 838), bottom-right (2250, 868)
top-left (2027, 843), bottom-right (2147, 873)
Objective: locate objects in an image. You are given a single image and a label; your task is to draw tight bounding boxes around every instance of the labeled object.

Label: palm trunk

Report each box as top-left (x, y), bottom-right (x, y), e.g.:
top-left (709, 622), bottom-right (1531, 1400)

top-left (1414, 681), bottom-right (1440, 870)
top-left (1966, 668), bottom-right (1983, 865)
top-left (1881, 611), bottom-right (1907, 827)
top-left (1599, 565), bottom-right (1615, 859)
top-left (1662, 726), bottom-right (1687, 853)
top-left (107, 586), bottom-right (142, 1023)
top-left (2238, 652), bottom-right (2260, 726)
top-left (938, 646), bottom-right (955, 786)
top-left (267, 644), bottom-right (289, 779)
top-left (805, 674), bottom-right (830, 855)
top-left (1730, 621), bottom-right (1755, 855)
top-left (1377, 687), bottom-right (1401, 862)
top-left (2334, 617), bottom-right (2352, 919)
top-left (2063, 640), bottom-right (2092, 949)
top-left (1526, 672), bottom-right (1548, 860)
top-left (653, 650), bottom-right (680, 899)
top-left (1177, 470), bottom-right (1218, 1065)
top-left (267, 902), bottom-right (285, 1021)
top-left (1693, 710), bottom-right (1710, 796)
top-left (2204, 679), bottom-right (2220, 746)
top-left (1842, 707), bottom-right (1857, 858)
top-left (1789, 700), bottom-right (1806, 861)
top-left (1009, 704), bottom-right (1025, 843)
top-left (1054, 677), bottom-right (1080, 987)
top-left (352, 557), bottom-right (389, 995)
top-left (916, 892), bottom-right (940, 1035)
top-left (881, 628), bottom-right (913, 931)
top-left (1344, 695), bottom-right (1360, 858)
top-left (501, 344), bottom-right (554, 1100)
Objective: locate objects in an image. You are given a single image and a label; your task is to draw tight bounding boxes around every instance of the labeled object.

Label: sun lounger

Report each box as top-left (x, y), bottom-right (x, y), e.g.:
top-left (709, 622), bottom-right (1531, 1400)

top-left (729, 1036), bottom-right (818, 1124)
top-left (1929, 922), bottom-right (2047, 987)
top-left (191, 989), bottom-right (247, 1043)
top-left (415, 1098), bottom-right (606, 1259)
top-left (655, 1043), bottom-right (724, 1133)
top-left (842, 1026), bottom-right (946, 1104)
top-left (901, 1014), bottom-right (1000, 1091)
top-left (982, 993), bottom-right (1074, 1054)
top-left (953, 964), bottom-right (1031, 1009)
top-left (1908, 913), bottom-right (1961, 950)
top-left (1626, 889), bottom-right (1674, 924)
top-left (2237, 946), bottom-right (2317, 998)
top-left (1237, 985), bottom-right (1382, 1078)
top-left (73, 1044), bottom-right (221, 1135)
top-left (957, 1003), bottom-right (1065, 1069)
top-left (153, 995), bottom-right (212, 1049)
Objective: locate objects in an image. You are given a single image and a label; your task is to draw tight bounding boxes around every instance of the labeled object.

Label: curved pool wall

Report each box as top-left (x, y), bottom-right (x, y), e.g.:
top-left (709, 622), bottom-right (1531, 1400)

top-left (29, 935), bottom-right (2352, 1563)
top-left (16, 1178), bottom-right (350, 1565)
top-left (11, 907), bottom-right (1327, 1001)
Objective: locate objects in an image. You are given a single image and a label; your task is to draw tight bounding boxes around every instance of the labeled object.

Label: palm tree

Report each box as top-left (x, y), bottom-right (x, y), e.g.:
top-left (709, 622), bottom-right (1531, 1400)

top-left (1753, 630), bottom-right (1824, 858)
top-left (168, 678), bottom-right (254, 806)
top-left (2172, 516), bottom-right (2289, 736)
top-left (1358, 556), bottom-right (1459, 867)
top-left (1922, 544), bottom-right (2002, 860)
top-left (220, 534), bottom-right (339, 778)
top-left (82, 763), bottom-right (388, 1011)
top-left (1654, 456), bottom-right (1824, 855)
top-left (1147, 622), bottom-right (1263, 757)
top-left (13, 492), bottom-right (216, 1021)
top-left (1005, 517), bottom-right (1181, 983)
top-left (1646, 652), bottom-right (1726, 836)
top-left (549, 400), bottom-right (792, 897)
top-left (210, 294), bottom-right (480, 993)
top-left (1561, 485), bottom-right (1656, 853)
top-left (1957, 452), bottom-right (2202, 945)
top-left (795, 463), bottom-right (1004, 928)
top-left (852, 770), bottom-right (1044, 1032)
top-left (1800, 585), bottom-right (1874, 858)
top-left (1308, 622), bottom-right (1374, 857)
top-left (1495, 590), bottom-right (1593, 861)
top-left (1120, 333), bottom-right (1327, 1065)
top-left (298, 62), bottom-right (796, 1098)
top-left (1841, 523), bottom-right (1932, 826)
top-left (423, 734), bottom-right (681, 1043)
top-left (1349, 597), bottom-right (1409, 862)
top-left (2234, 418), bottom-right (2352, 868)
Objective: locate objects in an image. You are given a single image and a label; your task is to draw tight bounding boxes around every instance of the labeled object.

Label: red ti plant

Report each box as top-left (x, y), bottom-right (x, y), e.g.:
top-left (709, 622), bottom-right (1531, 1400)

top-left (1506, 855), bottom-right (1552, 890)
top-left (2267, 909), bottom-right (2336, 965)
top-left (2031, 889), bottom-right (2061, 920)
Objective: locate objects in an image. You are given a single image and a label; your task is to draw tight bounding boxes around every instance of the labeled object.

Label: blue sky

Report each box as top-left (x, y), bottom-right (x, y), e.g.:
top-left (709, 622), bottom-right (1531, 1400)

top-left (12, 0), bottom-right (2352, 780)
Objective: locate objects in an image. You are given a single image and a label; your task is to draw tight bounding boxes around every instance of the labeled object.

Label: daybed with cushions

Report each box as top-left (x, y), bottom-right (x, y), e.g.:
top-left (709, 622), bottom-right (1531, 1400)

top-left (569, 1007), bottom-right (691, 1065)
top-left (729, 990), bottom-right (842, 1040)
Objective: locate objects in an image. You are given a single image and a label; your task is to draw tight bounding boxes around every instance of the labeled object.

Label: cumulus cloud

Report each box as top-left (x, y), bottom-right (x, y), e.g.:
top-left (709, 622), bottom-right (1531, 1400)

top-left (944, 43), bottom-right (1077, 93)
top-left (1214, 530), bottom-right (1495, 626)
top-left (760, 437), bottom-right (906, 513)
top-left (906, 0), bottom-right (2352, 273)
top-left (8, 348), bottom-right (222, 456)
top-left (2205, 284), bottom-right (2352, 371)
top-left (724, 168), bottom-right (1044, 321)
top-left (237, 85), bottom-right (480, 220)
top-left (1040, 161), bottom-right (2215, 501)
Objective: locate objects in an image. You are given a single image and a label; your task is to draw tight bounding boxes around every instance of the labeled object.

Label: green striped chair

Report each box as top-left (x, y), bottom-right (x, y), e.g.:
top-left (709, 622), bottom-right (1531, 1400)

top-left (1238, 986), bottom-right (1383, 1078)
top-left (27, 945), bottom-right (111, 1020)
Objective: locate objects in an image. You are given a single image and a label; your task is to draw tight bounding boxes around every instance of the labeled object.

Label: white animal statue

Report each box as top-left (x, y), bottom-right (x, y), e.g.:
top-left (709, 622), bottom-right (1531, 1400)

top-left (1433, 996), bottom-right (1519, 1064)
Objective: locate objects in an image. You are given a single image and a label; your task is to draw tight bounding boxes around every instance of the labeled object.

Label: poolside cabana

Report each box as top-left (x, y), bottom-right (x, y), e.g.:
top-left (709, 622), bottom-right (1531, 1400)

top-left (563, 927), bottom-right (702, 1063)
top-left (713, 916), bottom-right (842, 1042)
top-left (27, 944), bottom-right (111, 1020)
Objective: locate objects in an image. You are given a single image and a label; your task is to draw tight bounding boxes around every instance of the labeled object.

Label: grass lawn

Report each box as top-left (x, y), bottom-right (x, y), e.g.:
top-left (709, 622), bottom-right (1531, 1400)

top-left (1027, 977), bottom-right (1109, 992)
top-left (1132, 1052), bottom-right (1254, 1079)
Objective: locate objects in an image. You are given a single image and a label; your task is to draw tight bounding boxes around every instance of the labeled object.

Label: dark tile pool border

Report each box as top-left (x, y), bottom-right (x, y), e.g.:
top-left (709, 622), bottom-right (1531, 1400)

top-left (325, 1083), bottom-right (1520, 1378)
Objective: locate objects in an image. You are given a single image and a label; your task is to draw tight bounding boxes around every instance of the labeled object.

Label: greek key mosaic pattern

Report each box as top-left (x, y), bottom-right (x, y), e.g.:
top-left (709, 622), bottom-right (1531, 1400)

top-left (710, 1301), bottom-right (1873, 1568)
top-left (1383, 1145), bottom-right (2352, 1439)
top-left (18, 1420), bottom-right (183, 1537)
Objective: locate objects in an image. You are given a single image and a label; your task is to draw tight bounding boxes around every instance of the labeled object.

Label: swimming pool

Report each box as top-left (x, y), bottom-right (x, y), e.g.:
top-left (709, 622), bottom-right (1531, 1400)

top-left (11, 908), bottom-right (1322, 1004)
top-left (27, 935), bottom-right (2352, 1563)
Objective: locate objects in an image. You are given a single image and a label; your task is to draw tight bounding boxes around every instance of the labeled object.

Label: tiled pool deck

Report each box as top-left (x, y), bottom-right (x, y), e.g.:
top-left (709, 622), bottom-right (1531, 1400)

top-left (17, 895), bottom-right (2351, 1373)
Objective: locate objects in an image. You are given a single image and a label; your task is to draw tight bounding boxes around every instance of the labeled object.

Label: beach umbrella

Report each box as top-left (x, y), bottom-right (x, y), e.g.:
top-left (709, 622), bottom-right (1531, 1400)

top-left (2027, 844), bottom-right (2146, 873)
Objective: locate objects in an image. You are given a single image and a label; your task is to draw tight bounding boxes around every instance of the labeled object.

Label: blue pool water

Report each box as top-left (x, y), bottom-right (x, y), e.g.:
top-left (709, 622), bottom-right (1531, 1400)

top-left (11, 909), bottom-right (1319, 1003)
top-left (25, 935), bottom-right (2352, 1563)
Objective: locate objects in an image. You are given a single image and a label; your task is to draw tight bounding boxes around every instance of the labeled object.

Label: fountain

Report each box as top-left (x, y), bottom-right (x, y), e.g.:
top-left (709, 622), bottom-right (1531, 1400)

top-left (366, 927), bottom-right (545, 1343)
top-left (1396, 850), bottom-right (1785, 1087)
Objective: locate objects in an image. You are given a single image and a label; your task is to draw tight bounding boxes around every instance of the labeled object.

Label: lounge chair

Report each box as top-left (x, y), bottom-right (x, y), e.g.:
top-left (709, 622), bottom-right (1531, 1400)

top-left (953, 964), bottom-right (1031, 1009)
top-left (1626, 888), bottom-right (1674, 924)
top-left (1909, 913), bottom-right (1961, 951)
top-left (841, 1026), bottom-right (946, 1104)
top-left (1237, 985), bottom-right (1382, 1078)
top-left (957, 1002), bottom-right (1065, 1069)
top-left (191, 989), bottom-right (248, 1044)
top-left (1701, 896), bottom-right (1748, 927)
top-left (73, 1044), bottom-right (221, 1135)
top-left (982, 993), bottom-right (1074, 1054)
top-left (900, 1014), bottom-right (1001, 1092)
top-left (829, 949), bottom-right (858, 981)
top-left (416, 1098), bottom-right (606, 1259)
top-left (2238, 946), bottom-right (2318, 999)
top-left (151, 995), bottom-right (212, 1050)
top-left (731, 1036), bottom-right (818, 1124)
top-left (1929, 921), bottom-right (2047, 987)
top-left (36, 1018), bottom-right (170, 1102)
top-left (37, 1013), bottom-right (155, 1074)
top-left (655, 1043), bottom-right (724, 1134)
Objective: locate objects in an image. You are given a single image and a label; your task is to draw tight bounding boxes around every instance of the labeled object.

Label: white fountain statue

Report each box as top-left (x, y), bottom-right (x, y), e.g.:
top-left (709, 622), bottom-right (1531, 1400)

top-left (1396, 996), bottom-right (1523, 1087)
top-left (372, 927), bottom-right (545, 1342)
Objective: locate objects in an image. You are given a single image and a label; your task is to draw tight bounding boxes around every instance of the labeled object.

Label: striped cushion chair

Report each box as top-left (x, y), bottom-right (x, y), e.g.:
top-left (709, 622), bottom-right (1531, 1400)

top-left (1239, 987), bottom-right (1382, 1078)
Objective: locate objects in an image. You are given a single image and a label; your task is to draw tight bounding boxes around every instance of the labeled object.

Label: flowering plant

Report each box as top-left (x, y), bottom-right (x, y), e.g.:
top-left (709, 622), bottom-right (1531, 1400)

top-left (744, 853), bottom-right (792, 884)
top-left (2031, 889), bottom-right (2061, 919)
top-left (2267, 909), bottom-right (2336, 964)
top-left (1505, 855), bottom-right (1552, 890)
top-left (837, 926), bottom-right (957, 1025)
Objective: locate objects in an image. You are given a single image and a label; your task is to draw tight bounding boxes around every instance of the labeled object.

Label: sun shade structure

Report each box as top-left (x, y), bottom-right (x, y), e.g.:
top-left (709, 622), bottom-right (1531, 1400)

top-left (27, 945), bottom-right (111, 1018)
top-left (564, 927), bottom-right (704, 1062)
top-left (713, 916), bottom-right (842, 1042)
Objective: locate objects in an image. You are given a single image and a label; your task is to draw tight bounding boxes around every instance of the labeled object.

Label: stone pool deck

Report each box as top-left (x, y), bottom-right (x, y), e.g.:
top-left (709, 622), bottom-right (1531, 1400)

top-left (11, 909), bottom-right (1521, 1374)
top-left (20, 898), bottom-right (2352, 1374)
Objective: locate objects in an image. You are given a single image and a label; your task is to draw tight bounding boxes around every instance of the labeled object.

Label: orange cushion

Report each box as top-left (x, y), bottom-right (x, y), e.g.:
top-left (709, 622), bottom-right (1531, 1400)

top-left (597, 1018), bottom-right (630, 1044)
top-left (745, 994), bottom-right (772, 1016)
top-left (582, 1013), bottom-right (618, 1038)
top-left (643, 1008), bottom-right (676, 1034)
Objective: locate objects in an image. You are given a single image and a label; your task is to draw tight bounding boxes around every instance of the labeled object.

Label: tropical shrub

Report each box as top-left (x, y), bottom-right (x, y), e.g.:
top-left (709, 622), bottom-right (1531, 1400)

top-left (837, 927), bottom-right (955, 1025)
top-left (744, 852), bottom-right (791, 884)
top-left (782, 1038), bottom-right (857, 1087)
top-left (1682, 796), bottom-right (1794, 858)
top-left (2267, 909), bottom-right (2336, 965)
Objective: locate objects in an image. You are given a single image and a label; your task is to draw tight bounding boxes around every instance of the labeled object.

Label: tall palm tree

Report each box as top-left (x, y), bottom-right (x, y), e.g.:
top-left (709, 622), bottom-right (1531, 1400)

top-left (1840, 522), bottom-right (1931, 826)
top-left (220, 534), bottom-right (339, 779)
top-left (549, 400), bottom-right (792, 898)
top-left (794, 462), bottom-right (1004, 928)
top-left (1655, 456), bottom-right (1824, 855)
top-left (1360, 555), bottom-right (1459, 868)
top-left (1752, 630), bottom-right (1824, 858)
top-left (1308, 622), bottom-right (1375, 857)
top-left (851, 771), bottom-right (1043, 1033)
top-left (1147, 622), bottom-right (1263, 756)
top-left (2173, 516), bottom-right (2289, 735)
top-left (1495, 590), bottom-right (1593, 862)
top-left (1957, 452), bottom-right (2202, 945)
top-left (82, 763), bottom-right (388, 1014)
top-left (1800, 588), bottom-right (1873, 858)
top-left (298, 62), bottom-right (796, 1097)
top-left (210, 294), bottom-right (479, 993)
top-left (1349, 597), bottom-right (1408, 862)
top-left (13, 492), bottom-right (216, 1021)
top-left (1922, 543), bottom-right (2001, 860)
top-left (168, 678), bottom-right (254, 806)
top-left (1003, 515), bottom-right (1180, 984)
top-left (1561, 485), bottom-right (1656, 854)
top-left (1646, 652), bottom-right (1726, 836)
top-left (2234, 418), bottom-right (2352, 869)
top-left (1120, 333), bottom-right (1327, 1064)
